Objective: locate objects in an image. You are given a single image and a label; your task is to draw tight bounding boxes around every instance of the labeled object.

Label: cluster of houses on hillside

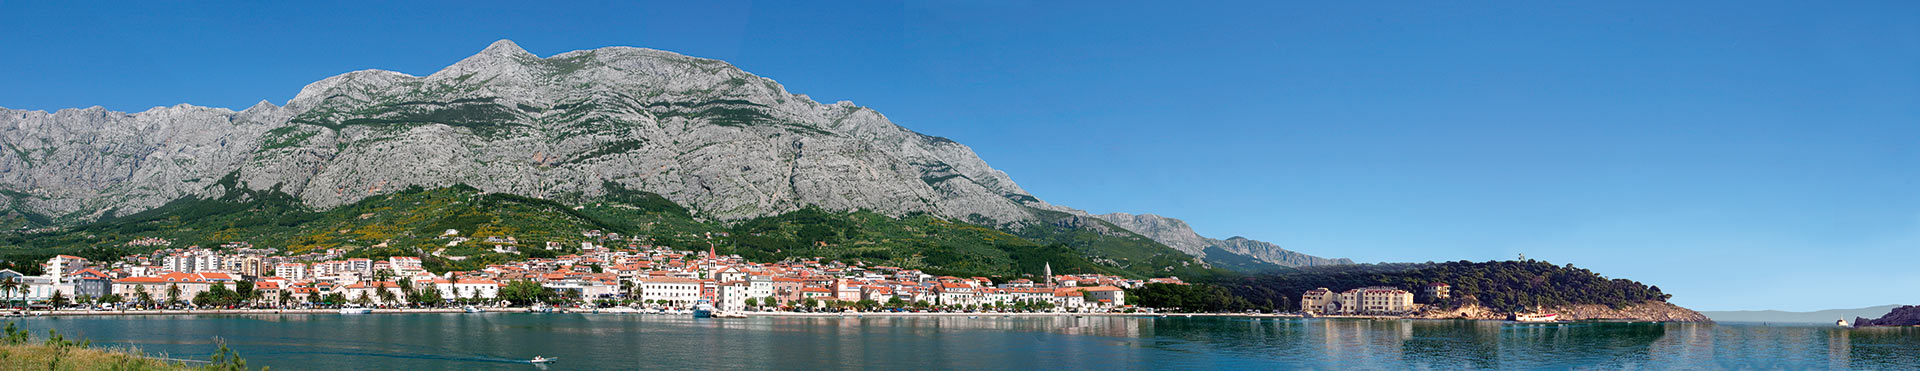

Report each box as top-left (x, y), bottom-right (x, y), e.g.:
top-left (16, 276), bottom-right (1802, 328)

top-left (1, 233), bottom-right (1177, 312)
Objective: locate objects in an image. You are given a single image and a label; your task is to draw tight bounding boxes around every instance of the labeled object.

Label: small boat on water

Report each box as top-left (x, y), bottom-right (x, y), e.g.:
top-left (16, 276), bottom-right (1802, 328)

top-left (530, 356), bottom-right (556, 364)
top-left (711, 311), bottom-right (748, 319)
top-left (1512, 313), bottom-right (1560, 323)
top-left (339, 307), bottom-right (373, 315)
top-left (462, 305), bottom-right (483, 313)
top-left (1837, 319), bottom-right (1852, 328)
top-left (692, 302), bottom-right (716, 318)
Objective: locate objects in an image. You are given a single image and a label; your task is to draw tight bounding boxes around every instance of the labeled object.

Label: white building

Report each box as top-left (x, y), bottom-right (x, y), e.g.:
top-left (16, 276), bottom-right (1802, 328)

top-left (275, 263), bottom-right (308, 280)
top-left (388, 257), bottom-right (424, 274)
top-left (1301, 286), bottom-right (1414, 315)
top-left (638, 277), bottom-right (702, 306)
top-left (42, 255), bottom-right (88, 279)
top-left (452, 279), bottom-right (502, 300)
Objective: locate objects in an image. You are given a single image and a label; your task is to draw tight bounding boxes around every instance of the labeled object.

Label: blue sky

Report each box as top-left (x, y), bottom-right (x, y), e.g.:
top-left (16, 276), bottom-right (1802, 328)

top-left (2, 1), bottom-right (1915, 311)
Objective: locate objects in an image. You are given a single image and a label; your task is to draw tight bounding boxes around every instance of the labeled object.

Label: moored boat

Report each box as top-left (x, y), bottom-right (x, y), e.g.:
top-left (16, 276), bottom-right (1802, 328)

top-left (1512, 313), bottom-right (1560, 323)
top-left (339, 307), bottom-right (373, 315)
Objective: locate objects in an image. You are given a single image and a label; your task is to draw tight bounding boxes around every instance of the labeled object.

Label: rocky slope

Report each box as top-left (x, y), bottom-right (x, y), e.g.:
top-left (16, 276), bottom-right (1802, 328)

top-left (0, 40), bottom-right (1045, 225)
top-left (0, 40), bottom-right (1343, 270)
top-left (1095, 212), bottom-right (1351, 268)
top-left (1854, 305), bottom-right (1920, 327)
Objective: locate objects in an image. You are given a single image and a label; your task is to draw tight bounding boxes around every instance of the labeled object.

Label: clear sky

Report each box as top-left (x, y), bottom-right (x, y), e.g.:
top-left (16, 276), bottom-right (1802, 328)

top-left (2, 1), bottom-right (1915, 311)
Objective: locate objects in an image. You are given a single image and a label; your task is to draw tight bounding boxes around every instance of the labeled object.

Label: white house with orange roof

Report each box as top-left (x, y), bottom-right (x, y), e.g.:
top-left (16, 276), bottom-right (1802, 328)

top-left (1052, 288), bottom-right (1088, 309)
top-left (340, 281), bottom-right (406, 305)
top-left (834, 279), bottom-right (863, 302)
top-left (1078, 286), bottom-right (1126, 308)
top-left (388, 256), bottom-right (424, 274)
top-left (452, 278), bottom-right (502, 300)
top-left (936, 283), bottom-right (977, 306)
top-left (111, 272), bottom-right (238, 304)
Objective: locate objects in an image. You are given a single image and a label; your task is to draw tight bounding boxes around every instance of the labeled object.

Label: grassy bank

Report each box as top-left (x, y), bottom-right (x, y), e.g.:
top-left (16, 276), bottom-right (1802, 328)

top-left (0, 343), bottom-right (190, 370)
top-left (0, 322), bottom-right (261, 370)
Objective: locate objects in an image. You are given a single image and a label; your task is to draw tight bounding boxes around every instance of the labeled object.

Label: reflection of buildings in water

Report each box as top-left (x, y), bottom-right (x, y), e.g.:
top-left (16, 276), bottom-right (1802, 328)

top-left (1305, 319), bottom-right (1415, 367)
top-left (1827, 327), bottom-right (1850, 369)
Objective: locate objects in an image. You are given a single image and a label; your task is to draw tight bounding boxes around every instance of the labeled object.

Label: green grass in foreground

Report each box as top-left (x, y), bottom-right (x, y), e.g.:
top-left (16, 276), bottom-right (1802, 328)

top-left (0, 322), bottom-right (261, 371)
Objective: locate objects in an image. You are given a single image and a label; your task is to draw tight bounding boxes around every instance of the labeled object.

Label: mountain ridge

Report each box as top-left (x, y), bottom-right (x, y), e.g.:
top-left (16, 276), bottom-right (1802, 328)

top-left (0, 40), bottom-right (1344, 272)
top-left (1094, 212), bottom-right (1350, 269)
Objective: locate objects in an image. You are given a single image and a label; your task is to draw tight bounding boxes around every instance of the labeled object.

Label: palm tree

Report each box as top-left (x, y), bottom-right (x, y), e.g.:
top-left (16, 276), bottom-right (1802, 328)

top-left (0, 279), bottom-right (15, 309)
top-left (15, 281), bottom-right (31, 309)
top-left (165, 284), bottom-right (182, 309)
top-left (133, 285), bottom-right (151, 309)
top-left (376, 285), bottom-right (397, 307)
top-left (277, 291), bottom-right (293, 308)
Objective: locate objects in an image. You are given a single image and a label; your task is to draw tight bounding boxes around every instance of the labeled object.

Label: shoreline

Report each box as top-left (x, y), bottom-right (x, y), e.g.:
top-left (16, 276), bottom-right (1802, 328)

top-left (10, 309), bottom-right (1695, 323)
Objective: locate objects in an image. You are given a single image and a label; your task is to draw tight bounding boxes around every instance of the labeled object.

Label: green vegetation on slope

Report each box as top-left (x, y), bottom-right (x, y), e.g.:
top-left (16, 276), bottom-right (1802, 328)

top-left (1126, 283), bottom-right (1262, 313)
top-left (724, 207), bottom-right (1125, 280)
top-left (0, 184), bottom-right (1220, 281)
top-left (1014, 208), bottom-right (1233, 281)
top-left (1197, 246), bottom-right (1291, 273)
top-left (1220, 260), bottom-right (1673, 312)
top-left (0, 182), bottom-right (633, 273)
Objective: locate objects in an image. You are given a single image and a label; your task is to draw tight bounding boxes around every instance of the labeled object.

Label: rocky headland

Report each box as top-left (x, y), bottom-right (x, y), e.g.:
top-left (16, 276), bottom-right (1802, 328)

top-left (1853, 305), bottom-right (1920, 327)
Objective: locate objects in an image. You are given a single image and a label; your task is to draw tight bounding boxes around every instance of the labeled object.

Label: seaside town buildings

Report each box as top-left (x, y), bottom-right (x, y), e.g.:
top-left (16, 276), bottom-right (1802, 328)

top-left (0, 230), bottom-right (1174, 311)
top-left (1300, 286), bottom-right (1417, 315)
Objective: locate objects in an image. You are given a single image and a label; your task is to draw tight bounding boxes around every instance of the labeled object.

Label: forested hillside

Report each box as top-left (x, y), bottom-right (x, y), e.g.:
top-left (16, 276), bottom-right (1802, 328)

top-left (1219, 260), bottom-right (1673, 312)
top-left (0, 182), bottom-right (1228, 280)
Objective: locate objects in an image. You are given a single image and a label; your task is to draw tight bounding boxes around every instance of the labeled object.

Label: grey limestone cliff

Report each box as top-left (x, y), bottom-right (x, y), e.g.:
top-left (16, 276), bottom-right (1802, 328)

top-left (1, 40), bottom-right (1046, 226)
top-left (1094, 212), bottom-right (1351, 268)
top-left (1, 40), bottom-right (1349, 272)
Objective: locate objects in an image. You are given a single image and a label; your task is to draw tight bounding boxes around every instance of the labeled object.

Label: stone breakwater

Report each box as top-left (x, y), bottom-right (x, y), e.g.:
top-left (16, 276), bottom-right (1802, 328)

top-left (1413, 301), bottom-right (1711, 322)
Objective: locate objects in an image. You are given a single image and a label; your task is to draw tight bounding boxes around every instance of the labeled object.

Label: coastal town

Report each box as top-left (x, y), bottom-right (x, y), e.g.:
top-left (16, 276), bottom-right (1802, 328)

top-left (0, 229), bottom-right (1173, 315)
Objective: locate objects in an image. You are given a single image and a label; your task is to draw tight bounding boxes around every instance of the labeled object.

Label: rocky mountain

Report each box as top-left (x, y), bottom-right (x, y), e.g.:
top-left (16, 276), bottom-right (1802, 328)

top-left (1095, 212), bottom-right (1350, 269)
top-left (2, 40), bottom-right (1040, 226)
top-left (0, 40), bottom-right (1343, 271)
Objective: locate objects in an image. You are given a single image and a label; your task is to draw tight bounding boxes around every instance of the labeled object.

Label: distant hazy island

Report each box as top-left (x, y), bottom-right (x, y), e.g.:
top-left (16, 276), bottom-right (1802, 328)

top-left (1702, 305), bottom-right (1907, 324)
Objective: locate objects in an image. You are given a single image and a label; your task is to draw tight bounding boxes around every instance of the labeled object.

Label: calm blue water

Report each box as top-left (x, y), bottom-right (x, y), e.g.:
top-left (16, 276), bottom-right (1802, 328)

top-left (12, 314), bottom-right (1919, 370)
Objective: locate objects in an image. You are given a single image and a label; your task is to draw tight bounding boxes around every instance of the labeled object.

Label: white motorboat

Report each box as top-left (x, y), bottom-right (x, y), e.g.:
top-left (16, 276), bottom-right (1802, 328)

top-left (530, 356), bottom-right (557, 364)
top-left (1512, 313), bottom-right (1560, 323)
top-left (339, 307), bottom-right (373, 314)
top-left (462, 305), bottom-right (483, 313)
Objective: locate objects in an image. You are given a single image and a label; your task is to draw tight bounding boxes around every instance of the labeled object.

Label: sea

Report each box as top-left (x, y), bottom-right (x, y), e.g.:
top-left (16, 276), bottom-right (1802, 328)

top-left (12, 314), bottom-right (1919, 370)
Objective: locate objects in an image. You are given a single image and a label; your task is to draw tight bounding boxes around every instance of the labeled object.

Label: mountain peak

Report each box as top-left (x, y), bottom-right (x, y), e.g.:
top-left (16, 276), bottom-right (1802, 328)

top-left (479, 39), bottom-right (532, 58)
top-left (435, 39), bottom-right (539, 77)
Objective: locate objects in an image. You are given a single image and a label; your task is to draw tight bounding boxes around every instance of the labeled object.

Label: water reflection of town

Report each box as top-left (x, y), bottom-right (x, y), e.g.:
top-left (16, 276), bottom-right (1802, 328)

top-left (696, 316), bottom-right (1913, 369)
